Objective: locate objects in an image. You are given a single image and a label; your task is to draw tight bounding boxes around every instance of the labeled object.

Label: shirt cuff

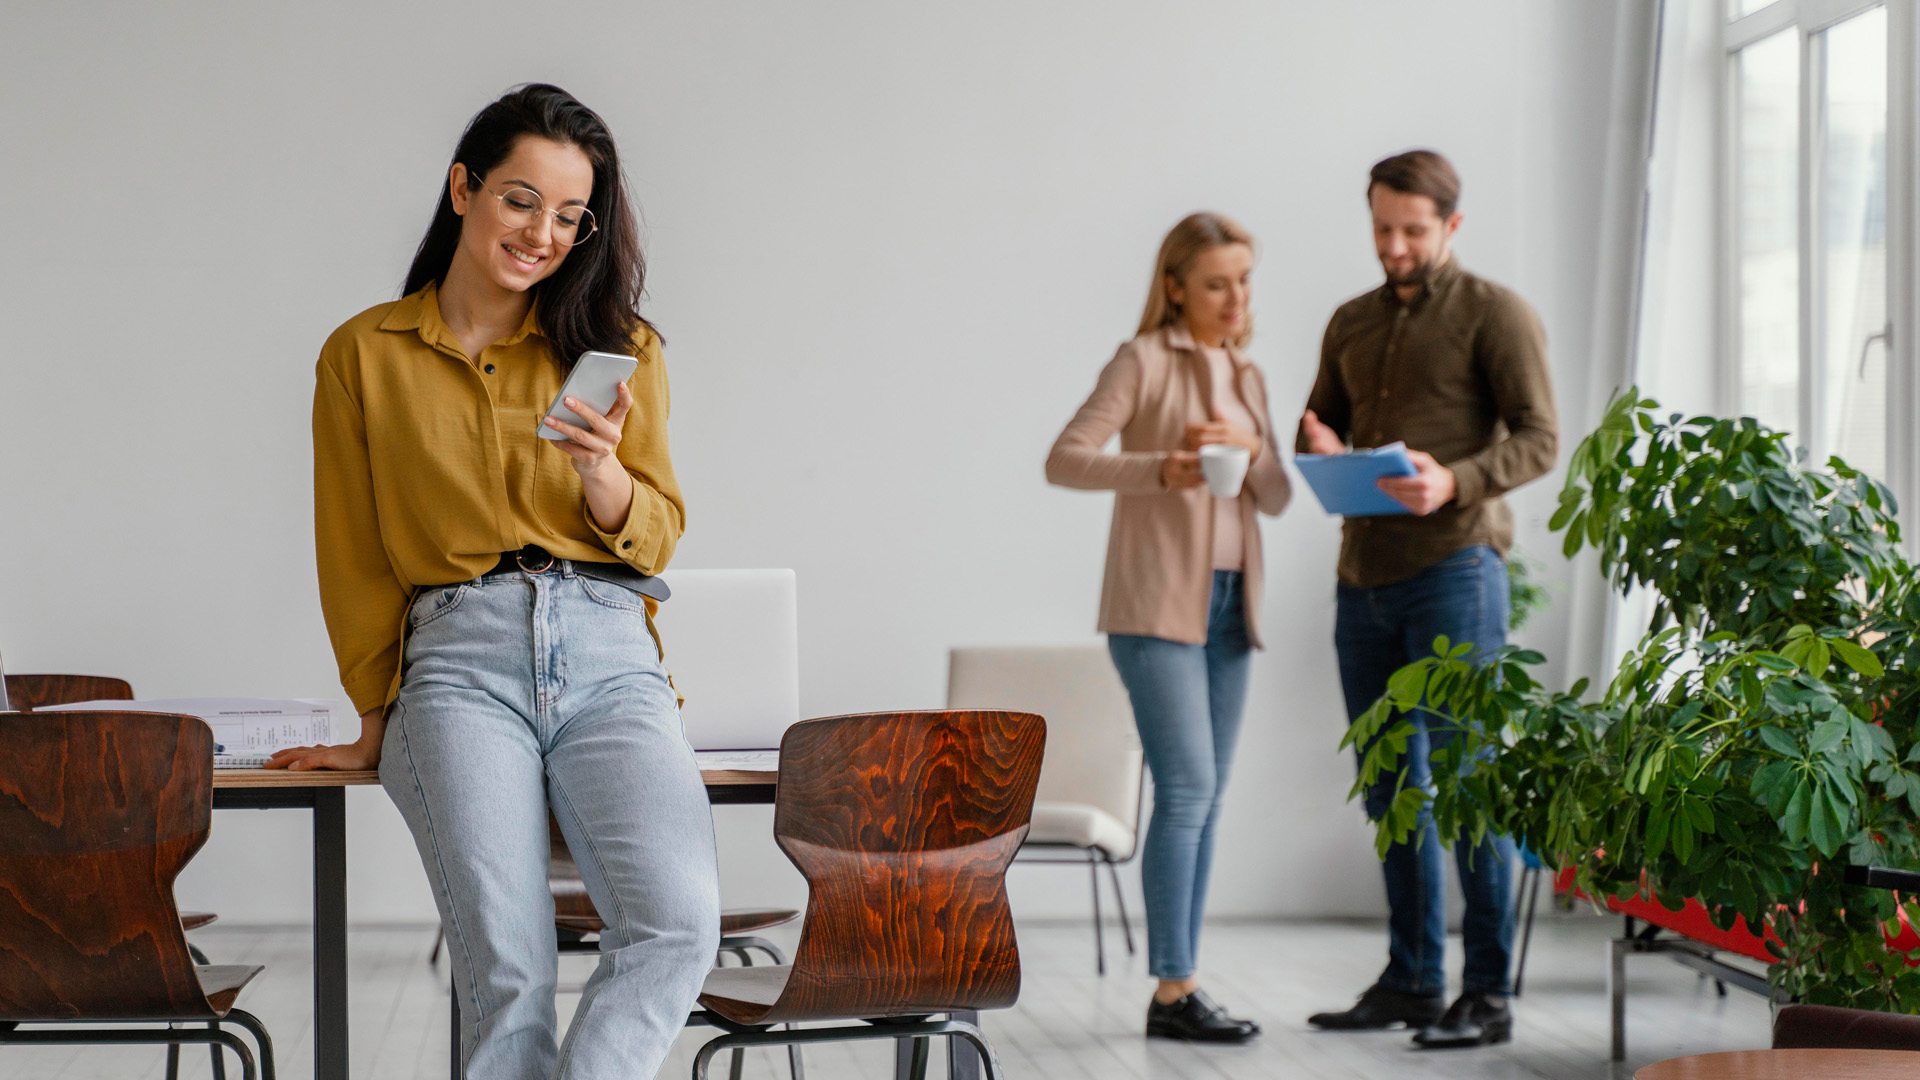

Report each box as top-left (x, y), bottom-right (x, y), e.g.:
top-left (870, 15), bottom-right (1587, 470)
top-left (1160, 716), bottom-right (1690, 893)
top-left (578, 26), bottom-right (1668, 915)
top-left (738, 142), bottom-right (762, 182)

top-left (1449, 457), bottom-right (1489, 508)
top-left (587, 474), bottom-right (662, 571)
top-left (344, 669), bottom-right (395, 720)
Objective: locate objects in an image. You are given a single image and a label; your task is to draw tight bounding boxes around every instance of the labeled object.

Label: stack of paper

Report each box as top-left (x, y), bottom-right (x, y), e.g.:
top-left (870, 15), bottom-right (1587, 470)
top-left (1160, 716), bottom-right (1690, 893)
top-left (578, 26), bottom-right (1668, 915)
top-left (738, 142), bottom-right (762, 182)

top-left (36, 697), bottom-right (334, 768)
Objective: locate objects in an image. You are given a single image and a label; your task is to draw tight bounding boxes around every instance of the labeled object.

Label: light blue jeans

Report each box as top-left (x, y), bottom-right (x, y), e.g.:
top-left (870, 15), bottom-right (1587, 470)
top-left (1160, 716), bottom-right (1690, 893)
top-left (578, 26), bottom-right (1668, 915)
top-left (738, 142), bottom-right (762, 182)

top-left (381, 563), bottom-right (721, 1080)
top-left (1107, 570), bottom-right (1253, 980)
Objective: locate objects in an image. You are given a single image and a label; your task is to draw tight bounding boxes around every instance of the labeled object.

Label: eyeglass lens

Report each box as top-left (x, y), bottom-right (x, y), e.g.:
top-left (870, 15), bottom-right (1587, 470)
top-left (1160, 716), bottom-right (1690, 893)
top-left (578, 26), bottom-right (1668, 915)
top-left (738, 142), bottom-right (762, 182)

top-left (495, 188), bottom-right (596, 246)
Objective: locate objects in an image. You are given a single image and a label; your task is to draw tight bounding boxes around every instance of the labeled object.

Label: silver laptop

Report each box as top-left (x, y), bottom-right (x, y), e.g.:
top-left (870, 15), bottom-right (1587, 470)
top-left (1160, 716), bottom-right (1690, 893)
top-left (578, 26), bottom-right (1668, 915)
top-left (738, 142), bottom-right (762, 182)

top-left (653, 569), bottom-right (800, 750)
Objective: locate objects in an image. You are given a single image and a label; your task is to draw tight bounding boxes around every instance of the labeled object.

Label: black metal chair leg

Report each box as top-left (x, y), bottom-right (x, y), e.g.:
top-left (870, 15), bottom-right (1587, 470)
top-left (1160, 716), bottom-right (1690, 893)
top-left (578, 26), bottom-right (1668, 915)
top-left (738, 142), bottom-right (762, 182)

top-left (786, 1026), bottom-right (806, 1080)
top-left (166, 1033), bottom-right (181, 1080)
top-left (1511, 865), bottom-right (1542, 998)
top-left (1089, 854), bottom-right (1106, 976)
top-left (188, 942), bottom-right (212, 965)
top-left (450, 981), bottom-right (464, 1080)
top-left (907, 1036), bottom-right (931, 1080)
top-left (949, 1023), bottom-right (1003, 1080)
top-left (1104, 854), bottom-right (1136, 957)
top-left (209, 1020), bottom-right (228, 1080)
top-left (222, 1007), bottom-right (277, 1080)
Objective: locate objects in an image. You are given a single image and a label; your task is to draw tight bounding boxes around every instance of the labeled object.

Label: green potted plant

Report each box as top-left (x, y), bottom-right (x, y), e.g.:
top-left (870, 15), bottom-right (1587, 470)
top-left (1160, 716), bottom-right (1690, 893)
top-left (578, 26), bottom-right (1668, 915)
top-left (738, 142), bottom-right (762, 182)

top-left (1348, 390), bottom-right (1920, 1009)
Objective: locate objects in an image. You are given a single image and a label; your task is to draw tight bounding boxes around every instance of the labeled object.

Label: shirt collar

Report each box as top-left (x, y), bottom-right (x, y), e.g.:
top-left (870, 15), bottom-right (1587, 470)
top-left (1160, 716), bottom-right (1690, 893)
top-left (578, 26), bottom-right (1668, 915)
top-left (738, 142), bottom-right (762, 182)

top-left (379, 282), bottom-right (545, 354)
top-left (1163, 322), bottom-right (1250, 367)
top-left (1378, 253), bottom-right (1463, 309)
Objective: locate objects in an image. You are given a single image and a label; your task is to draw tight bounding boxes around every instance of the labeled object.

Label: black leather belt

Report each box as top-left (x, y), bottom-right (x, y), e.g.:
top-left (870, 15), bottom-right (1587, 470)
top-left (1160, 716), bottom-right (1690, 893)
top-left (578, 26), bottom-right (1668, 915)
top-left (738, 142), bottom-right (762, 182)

top-left (487, 544), bottom-right (671, 602)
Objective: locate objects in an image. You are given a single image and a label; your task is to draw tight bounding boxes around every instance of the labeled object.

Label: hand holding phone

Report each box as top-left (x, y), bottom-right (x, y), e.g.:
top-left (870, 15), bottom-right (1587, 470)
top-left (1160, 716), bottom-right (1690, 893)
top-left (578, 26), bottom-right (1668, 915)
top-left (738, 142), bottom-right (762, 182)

top-left (539, 351), bottom-right (639, 441)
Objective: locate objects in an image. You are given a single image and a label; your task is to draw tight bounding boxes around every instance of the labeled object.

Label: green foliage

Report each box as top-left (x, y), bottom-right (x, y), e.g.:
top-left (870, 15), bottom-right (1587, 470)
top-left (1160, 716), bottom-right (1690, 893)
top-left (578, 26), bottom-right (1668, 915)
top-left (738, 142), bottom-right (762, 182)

top-left (1350, 390), bottom-right (1920, 1011)
top-left (1507, 550), bottom-right (1549, 634)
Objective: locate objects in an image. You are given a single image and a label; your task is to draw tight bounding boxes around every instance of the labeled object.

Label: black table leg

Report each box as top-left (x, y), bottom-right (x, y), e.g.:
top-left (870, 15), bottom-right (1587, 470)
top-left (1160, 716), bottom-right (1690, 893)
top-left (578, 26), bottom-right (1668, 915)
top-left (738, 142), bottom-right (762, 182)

top-left (314, 787), bottom-right (349, 1080)
top-left (948, 1010), bottom-right (980, 1080)
top-left (891, 1011), bottom-right (980, 1080)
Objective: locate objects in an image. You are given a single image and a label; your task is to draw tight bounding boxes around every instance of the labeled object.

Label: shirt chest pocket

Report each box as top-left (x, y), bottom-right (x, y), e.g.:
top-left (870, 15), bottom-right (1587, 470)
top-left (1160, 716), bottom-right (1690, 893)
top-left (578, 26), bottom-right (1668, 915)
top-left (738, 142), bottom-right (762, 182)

top-left (529, 427), bottom-right (588, 540)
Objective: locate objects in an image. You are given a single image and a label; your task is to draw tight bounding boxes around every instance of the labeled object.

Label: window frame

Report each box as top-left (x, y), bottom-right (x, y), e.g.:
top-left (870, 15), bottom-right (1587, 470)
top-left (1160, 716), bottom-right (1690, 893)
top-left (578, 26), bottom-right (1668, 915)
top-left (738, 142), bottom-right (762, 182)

top-left (1720, 0), bottom-right (1918, 538)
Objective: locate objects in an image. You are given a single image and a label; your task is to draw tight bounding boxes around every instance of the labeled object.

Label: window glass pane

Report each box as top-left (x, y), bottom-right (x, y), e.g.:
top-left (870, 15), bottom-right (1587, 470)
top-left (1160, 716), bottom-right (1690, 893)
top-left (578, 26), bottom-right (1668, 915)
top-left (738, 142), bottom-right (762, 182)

top-left (1818, 7), bottom-right (1888, 481)
top-left (1736, 30), bottom-right (1801, 439)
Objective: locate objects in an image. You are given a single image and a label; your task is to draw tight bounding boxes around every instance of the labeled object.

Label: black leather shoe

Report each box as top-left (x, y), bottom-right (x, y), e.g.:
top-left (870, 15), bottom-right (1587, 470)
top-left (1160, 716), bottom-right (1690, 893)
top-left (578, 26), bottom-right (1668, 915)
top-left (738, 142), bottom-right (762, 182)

top-left (1412, 989), bottom-right (1512, 1049)
top-left (1307, 983), bottom-right (1446, 1030)
top-left (1146, 988), bottom-right (1261, 1043)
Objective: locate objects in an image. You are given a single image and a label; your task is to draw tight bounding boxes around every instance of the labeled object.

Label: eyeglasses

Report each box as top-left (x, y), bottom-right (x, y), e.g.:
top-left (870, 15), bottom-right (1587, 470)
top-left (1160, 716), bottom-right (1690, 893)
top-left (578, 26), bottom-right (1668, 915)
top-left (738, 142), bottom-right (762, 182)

top-left (473, 176), bottom-right (597, 247)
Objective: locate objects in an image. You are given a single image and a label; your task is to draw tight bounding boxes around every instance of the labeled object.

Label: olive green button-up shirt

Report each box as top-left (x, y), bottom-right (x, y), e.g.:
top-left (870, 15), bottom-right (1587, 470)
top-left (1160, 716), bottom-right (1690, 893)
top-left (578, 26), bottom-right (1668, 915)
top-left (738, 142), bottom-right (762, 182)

top-left (1297, 258), bottom-right (1558, 588)
top-left (313, 284), bottom-right (683, 715)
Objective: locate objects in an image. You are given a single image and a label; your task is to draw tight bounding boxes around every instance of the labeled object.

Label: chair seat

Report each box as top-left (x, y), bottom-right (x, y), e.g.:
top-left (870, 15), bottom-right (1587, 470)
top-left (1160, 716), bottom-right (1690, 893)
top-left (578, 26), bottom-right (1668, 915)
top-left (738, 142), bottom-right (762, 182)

top-left (180, 911), bottom-right (218, 932)
top-left (553, 907), bottom-right (800, 939)
top-left (700, 964), bottom-right (793, 1022)
top-left (720, 908), bottom-right (799, 937)
top-left (195, 964), bottom-right (264, 1016)
top-left (1023, 801), bottom-right (1133, 858)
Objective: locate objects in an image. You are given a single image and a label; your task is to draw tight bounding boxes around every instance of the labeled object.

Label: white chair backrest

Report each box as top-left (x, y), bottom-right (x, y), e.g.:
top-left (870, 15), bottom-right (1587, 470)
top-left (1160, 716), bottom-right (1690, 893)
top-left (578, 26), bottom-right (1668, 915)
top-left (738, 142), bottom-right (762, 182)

top-left (654, 569), bottom-right (800, 750)
top-left (946, 645), bottom-right (1142, 830)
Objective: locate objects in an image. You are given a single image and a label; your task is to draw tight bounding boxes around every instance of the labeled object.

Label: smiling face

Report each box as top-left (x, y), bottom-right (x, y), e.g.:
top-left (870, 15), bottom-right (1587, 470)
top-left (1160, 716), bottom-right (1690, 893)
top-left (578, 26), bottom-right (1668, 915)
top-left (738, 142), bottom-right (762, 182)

top-left (448, 135), bottom-right (595, 294)
top-left (1166, 242), bottom-right (1253, 348)
top-left (1369, 185), bottom-right (1461, 288)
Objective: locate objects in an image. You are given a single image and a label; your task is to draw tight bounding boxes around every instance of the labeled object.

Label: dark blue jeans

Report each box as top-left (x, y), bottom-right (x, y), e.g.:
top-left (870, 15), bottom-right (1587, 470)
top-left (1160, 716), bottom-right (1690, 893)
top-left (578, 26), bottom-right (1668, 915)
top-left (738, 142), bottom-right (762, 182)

top-left (1108, 570), bottom-right (1252, 979)
top-left (1335, 544), bottom-right (1517, 997)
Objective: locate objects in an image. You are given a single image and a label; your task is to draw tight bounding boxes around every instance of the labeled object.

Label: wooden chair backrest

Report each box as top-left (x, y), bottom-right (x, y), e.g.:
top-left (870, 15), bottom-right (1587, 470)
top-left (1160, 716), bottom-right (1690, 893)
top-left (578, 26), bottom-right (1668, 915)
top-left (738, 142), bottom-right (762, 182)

top-left (4, 674), bottom-right (135, 713)
top-left (774, 710), bottom-right (1044, 1018)
top-left (0, 711), bottom-right (216, 1020)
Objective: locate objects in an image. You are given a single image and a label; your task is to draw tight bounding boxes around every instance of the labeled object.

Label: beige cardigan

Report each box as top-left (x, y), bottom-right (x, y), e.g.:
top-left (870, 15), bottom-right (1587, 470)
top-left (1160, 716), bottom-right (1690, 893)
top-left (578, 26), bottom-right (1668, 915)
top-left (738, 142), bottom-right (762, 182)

top-left (1046, 325), bottom-right (1292, 647)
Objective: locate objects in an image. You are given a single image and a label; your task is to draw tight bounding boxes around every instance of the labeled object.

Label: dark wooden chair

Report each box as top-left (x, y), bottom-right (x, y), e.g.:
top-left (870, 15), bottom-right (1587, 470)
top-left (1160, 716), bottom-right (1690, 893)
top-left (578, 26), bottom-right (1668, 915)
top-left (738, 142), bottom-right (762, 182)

top-left (3, 674), bottom-right (223, 954)
top-left (0, 710), bottom-right (277, 1080)
top-left (691, 709), bottom-right (1045, 1080)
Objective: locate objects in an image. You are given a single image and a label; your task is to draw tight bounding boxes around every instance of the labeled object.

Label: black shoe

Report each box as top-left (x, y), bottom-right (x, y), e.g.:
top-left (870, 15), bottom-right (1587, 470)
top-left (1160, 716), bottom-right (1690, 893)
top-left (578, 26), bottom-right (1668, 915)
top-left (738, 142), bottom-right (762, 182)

top-left (1307, 983), bottom-right (1446, 1030)
top-left (1146, 988), bottom-right (1261, 1043)
top-left (1411, 989), bottom-right (1512, 1049)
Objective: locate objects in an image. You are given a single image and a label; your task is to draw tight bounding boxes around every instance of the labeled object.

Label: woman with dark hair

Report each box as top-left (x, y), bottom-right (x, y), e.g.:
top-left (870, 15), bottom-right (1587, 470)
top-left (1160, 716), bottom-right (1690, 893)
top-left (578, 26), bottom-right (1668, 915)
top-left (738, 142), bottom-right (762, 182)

top-left (267, 84), bottom-right (718, 1078)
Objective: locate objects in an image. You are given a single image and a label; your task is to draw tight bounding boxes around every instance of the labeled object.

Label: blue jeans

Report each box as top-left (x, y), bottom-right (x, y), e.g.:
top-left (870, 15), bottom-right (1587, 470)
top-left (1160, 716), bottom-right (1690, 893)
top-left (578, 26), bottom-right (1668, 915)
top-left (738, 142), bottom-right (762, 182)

top-left (1335, 544), bottom-right (1517, 997)
top-left (381, 564), bottom-right (722, 1079)
top-left (1107, 570), bottom-right (1252, 980)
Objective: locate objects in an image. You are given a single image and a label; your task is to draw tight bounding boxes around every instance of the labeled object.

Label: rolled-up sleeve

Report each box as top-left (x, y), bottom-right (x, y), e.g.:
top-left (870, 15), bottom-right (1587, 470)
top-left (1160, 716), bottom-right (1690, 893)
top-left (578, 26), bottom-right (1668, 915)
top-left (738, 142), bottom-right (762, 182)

top-left (1045, 343), bottom-right (1166, 494)
top-left (587, 330), bottom-right (685, 574)
top-left (312, 351), bottom-right (413, 717)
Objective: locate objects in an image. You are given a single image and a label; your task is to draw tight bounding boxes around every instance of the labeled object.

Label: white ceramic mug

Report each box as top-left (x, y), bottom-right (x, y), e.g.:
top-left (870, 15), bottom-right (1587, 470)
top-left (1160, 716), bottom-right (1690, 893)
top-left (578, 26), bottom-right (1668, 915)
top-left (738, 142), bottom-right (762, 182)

top-left (1198, 444), bottom-right (1251, 497)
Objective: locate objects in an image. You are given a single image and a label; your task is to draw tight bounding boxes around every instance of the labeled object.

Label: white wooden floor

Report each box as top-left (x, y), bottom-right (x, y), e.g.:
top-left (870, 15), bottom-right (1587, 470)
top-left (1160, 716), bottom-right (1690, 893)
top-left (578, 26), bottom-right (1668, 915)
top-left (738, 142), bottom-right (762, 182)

top-left (4, 907), bottom-right (1774, 1080)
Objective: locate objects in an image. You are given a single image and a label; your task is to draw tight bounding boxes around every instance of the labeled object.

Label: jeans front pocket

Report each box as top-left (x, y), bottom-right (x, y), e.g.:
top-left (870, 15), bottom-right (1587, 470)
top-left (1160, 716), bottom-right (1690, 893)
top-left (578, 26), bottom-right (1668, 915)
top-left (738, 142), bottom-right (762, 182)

top-left (578, 575), bottom-right (648, 614)
top-left (408, 584), bottom-right (471, 630)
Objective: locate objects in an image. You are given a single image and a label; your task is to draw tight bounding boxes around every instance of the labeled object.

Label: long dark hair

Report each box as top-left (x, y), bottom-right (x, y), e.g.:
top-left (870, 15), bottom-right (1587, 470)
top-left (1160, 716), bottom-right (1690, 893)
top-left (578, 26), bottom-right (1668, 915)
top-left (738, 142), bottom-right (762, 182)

top-left (404, 84), bottom-right (655, 366)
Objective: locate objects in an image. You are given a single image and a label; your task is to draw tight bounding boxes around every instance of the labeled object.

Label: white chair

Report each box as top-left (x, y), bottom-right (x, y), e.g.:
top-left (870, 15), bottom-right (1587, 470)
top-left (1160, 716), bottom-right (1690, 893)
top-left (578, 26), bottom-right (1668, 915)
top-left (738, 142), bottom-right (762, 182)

top-left (946, 645), bottom-right (1143, 975)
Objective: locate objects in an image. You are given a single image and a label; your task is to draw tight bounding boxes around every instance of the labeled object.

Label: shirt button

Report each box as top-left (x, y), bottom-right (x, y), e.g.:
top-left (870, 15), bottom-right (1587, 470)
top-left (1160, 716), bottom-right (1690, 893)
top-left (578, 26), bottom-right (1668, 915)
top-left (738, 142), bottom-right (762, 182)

top-left (621, 540), bottom-right (633, 550)
top-left (483, 364), bottom-right (496, 374)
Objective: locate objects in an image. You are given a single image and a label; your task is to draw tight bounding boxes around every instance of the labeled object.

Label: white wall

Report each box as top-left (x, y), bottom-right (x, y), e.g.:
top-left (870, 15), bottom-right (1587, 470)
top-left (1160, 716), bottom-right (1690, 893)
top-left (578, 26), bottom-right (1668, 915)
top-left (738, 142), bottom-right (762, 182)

top-left (0, 0), bottom-right (1625, 925)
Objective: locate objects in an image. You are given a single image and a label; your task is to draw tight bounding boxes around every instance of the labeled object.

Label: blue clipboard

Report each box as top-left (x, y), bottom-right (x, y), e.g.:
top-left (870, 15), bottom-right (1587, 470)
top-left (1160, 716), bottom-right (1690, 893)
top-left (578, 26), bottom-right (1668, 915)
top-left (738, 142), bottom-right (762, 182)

top-left (1295, 442), bottom-right (1419, 517)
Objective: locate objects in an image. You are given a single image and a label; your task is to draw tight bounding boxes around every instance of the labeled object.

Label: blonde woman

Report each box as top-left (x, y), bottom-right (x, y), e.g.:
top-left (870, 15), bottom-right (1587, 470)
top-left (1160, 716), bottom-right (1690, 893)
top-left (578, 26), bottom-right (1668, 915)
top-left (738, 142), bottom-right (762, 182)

top-left (1046, 212), bottom-right (1291, 1041)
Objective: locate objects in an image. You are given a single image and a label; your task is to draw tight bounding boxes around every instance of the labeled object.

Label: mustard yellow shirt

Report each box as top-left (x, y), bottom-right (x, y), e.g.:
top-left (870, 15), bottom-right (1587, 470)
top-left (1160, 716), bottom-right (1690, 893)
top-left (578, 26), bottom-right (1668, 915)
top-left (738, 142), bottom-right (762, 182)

top-left (313, 283), bottom-right (684, 715)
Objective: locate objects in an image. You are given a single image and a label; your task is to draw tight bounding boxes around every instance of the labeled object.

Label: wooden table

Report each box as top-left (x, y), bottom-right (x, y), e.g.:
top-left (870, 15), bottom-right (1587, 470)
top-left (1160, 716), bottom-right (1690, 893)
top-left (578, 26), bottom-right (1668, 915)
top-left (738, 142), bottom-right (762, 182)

top-left (212, 765), bottom-right (778, 1080)
top-left (1636, 1048), bottom-right (1920, 1078)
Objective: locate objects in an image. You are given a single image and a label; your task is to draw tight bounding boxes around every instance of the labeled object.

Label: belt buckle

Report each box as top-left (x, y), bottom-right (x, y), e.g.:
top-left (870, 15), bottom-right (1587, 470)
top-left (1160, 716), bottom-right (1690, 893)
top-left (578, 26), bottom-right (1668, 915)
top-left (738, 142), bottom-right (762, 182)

top-left (516, 545), bottom-right (556, 575)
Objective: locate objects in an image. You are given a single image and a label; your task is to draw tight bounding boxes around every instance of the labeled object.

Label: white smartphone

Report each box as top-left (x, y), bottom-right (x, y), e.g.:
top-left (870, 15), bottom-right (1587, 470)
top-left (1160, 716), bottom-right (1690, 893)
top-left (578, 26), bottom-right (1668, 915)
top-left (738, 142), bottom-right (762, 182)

top-left (538, 351), bottom-right (639, 441)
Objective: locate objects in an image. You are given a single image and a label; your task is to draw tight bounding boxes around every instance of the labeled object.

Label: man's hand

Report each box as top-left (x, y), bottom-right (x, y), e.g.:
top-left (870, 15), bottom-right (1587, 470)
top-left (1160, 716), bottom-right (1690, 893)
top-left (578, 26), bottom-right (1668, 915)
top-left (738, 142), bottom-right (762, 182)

top-left (1299, 410), bottom-right (1345, 455)
top-left (1377, 450), bottom-right (1456, 516)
